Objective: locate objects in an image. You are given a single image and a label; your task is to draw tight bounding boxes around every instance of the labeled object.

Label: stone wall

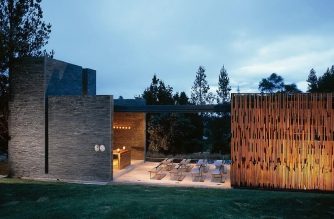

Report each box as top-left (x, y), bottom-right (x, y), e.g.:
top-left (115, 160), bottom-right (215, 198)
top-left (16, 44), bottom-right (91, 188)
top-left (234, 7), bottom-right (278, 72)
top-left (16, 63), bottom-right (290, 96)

top-left (113, 112), bottom-right (146, 160)
top-left (48, 96), bottom-right (113, 181)
top-left (9, 57), bottom-right (104, 181)
top-left (9, 57), bottom-right (46, 177)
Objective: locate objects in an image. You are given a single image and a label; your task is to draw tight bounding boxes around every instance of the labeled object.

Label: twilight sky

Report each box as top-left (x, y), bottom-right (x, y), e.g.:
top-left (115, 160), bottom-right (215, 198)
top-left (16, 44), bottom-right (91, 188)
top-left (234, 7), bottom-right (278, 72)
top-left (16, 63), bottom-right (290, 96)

top-left (42, 0), bottom-right (334, 98)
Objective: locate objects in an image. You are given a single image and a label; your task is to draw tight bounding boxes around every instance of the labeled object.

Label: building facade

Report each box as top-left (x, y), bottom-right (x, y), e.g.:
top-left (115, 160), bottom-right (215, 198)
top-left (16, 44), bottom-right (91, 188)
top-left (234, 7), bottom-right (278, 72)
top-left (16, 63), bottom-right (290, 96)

top-left (9, 57), bottom-right (145, 182)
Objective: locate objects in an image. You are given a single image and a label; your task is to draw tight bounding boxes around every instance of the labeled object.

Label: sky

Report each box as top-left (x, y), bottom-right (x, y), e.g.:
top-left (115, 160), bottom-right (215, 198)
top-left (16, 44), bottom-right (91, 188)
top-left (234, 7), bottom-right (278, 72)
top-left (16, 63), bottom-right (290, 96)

top-left (42, 0), bottom-right (334, 98)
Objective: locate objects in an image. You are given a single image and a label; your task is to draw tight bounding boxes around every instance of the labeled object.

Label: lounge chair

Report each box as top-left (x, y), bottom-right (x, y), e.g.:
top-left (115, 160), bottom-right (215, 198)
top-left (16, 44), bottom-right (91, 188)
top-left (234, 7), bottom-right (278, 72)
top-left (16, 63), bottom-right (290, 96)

top-left (159, 158), bottom-right (168, 164)
top-left (211, 160), bottom-right (225, 182)
top-left (179, 159), bottom-right (192, 172)
top-left (148, 163), bottom-right (165, 180)
top-left (191, 165), bottom-right (205, 182)
top-left (196, 159), bottom-right (209, 173)
top-left (214, 160), bottom-right (223, 168)
top-left (163, 158), bottom-right (174, 171)
top-left (169, 164), bottom-right (185, 181)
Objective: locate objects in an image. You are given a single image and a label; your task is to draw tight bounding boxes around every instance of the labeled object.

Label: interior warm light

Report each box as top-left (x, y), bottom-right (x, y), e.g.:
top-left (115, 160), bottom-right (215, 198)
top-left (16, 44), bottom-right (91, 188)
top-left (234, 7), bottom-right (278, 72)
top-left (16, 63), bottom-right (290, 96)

top-left (123, 146), bottom-right (126, 150)
top-left (112, 126), bottom-right (131, 130)
top-left (117, 148), bottom-right (120, 152)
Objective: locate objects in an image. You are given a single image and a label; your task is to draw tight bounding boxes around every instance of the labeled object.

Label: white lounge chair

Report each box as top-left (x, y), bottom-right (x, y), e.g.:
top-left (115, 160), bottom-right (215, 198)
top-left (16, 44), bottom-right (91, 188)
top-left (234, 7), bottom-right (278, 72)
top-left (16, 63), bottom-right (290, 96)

top-left (211, 160), bottom-right (225, 182)
top-left (191, 165), bottom-right (205, 182)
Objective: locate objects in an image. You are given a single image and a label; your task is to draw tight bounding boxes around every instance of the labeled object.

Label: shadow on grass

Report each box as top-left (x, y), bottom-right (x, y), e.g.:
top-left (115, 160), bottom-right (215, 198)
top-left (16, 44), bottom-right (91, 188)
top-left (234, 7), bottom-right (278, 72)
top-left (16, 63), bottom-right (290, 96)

top-left (1, 178), bottom-right (334, 219)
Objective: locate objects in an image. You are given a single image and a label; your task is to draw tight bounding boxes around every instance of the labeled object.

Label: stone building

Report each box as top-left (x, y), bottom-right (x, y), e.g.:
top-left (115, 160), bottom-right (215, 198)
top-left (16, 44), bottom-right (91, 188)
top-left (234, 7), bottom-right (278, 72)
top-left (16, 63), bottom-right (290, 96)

top-left (9, 57), bottom-right (145, 182)
top-left (9, 57), bottom-right (334, 191)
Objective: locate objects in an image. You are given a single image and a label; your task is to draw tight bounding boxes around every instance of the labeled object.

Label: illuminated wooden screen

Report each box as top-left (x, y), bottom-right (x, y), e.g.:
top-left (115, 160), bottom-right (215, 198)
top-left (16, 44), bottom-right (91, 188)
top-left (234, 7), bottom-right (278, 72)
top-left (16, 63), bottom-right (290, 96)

top-left (231, 93), bottom-right (334, 191)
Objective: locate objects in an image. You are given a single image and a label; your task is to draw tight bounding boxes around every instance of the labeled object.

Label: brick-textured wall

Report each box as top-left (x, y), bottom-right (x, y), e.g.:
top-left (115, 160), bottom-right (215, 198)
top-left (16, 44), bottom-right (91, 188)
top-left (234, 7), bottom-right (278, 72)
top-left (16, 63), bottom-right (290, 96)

top-left (9, 57), bottom-right (46, 177)
top-left (113, 112), bottom-right (146, 160)
top-left (9, 57), bottom-right (103, 181)
top-left (48, 96), bottom-right (113, 181)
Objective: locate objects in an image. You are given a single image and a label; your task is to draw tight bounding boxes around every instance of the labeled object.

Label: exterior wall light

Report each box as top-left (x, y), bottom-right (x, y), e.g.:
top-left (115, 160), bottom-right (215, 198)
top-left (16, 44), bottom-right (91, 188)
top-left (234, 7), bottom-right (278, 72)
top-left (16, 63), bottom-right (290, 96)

top-left (94, 144), bottom-right (106, 152)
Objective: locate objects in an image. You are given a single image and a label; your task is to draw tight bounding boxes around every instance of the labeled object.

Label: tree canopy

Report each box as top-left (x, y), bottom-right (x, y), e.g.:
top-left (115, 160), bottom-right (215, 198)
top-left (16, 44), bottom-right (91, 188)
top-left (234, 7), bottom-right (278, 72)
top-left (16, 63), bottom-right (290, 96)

top-left (307, 68), bottom-right (318, 92)
top-left (306, 65), bottom-right (334, 93)
top-left (142, 74), bottom-right (174, 105)
top-left (0, 0), bottom-right (52, 75)
top-left (142, 74), bottom-right (203, 154)
top-left (191, 66), bottom-right (213, 105)
top-left (258, 73), bottom-right (284, 93)
top-left (0, 0), bottom-right (52, 152)
top-left (259, 73), bottom-right (301, 94)
top-left (283, 83), bottom-right (301, 93)
top-left (216, 65), bottom-right (231, 103)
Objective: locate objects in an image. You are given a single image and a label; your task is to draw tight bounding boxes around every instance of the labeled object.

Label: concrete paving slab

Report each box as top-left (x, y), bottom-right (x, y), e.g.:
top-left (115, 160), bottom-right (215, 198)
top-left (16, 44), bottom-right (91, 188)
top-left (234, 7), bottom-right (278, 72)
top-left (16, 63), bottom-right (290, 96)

top-left (113, 161), bottom-right (231, 189)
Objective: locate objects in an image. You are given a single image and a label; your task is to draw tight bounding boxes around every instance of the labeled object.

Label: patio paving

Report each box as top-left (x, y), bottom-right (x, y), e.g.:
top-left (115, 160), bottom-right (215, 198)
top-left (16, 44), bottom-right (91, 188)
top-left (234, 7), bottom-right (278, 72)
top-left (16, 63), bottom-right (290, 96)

top-left (113, 160), bottom-right (231, 189)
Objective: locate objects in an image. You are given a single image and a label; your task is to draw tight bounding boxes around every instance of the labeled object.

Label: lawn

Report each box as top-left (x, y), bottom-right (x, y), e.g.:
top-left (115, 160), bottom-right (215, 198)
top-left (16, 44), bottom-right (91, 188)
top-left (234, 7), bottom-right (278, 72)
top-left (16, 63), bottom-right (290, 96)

top-left (1, 178), bottom-right (334, 219)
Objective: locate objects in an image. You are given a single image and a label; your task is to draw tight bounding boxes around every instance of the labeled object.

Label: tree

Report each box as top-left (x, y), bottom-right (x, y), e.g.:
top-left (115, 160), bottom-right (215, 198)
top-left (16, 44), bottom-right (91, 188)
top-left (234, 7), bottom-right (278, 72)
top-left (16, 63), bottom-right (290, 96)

top-left (142, 75), bottom-right (204, 155)
top-left (147, 113), bottom-right (201, 154)
top-left (173, 91), bottom-right (189, 105)
top-left (258, 73), bottom-right (284, 93)
top-left (216, 65), bottom-right (231, 103)
top-left (283, 83), bottom-right (301, 93)
top-left (0, 0), bottom-right (52, 152)
top-left (191, 66), bottom-right (213, 105)
top-left (307, 68), bottom-right (318, 92)
top-left (142, 74), bottom-right (173, 105)
top-left (317, 66), bottom-right (334, 92)
top-left (1, 0), bottom-right (52, 75)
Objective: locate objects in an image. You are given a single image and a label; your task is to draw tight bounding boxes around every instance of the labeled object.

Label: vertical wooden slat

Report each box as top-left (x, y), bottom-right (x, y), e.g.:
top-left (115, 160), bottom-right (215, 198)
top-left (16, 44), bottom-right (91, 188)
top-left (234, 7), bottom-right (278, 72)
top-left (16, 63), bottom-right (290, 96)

top-left (231, 93), bottom-right (334, 191)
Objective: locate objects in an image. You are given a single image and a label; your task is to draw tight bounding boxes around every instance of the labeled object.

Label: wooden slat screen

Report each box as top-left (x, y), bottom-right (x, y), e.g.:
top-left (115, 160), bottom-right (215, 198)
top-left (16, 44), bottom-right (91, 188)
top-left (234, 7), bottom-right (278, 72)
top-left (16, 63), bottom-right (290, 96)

top-left (231, 93), bottom-right (334, 191)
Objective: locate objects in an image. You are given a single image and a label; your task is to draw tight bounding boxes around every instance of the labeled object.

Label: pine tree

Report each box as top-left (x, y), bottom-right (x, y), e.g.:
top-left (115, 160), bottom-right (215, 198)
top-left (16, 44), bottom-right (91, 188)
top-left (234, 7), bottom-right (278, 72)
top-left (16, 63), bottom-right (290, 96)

top-left (142, 74), bottom-right (174, 105)
top-left (191, 66), bottom-right (212, 105)
top-left (174, 91), bottom-right (189, 105)
top-left (216, 65), bottom-right (231, 103)
top-left (317, 67), bottom-right (334, 92)
top-left (142, 74), bottom-right (159, 104)
top-left (306, 68), bottom-right (318, 92)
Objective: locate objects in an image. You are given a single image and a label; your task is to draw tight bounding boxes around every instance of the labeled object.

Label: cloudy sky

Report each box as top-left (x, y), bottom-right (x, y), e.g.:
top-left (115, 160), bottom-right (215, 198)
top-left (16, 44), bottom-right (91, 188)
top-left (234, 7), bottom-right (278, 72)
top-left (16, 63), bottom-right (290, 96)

top-left (42, 0), bottom-right (334, 98)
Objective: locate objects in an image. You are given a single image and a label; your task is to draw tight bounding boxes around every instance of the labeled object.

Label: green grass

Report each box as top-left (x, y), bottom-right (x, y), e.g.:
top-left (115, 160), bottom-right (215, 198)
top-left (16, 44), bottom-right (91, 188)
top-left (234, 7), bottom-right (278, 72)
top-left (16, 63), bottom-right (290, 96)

top-left (1, 178), bottom-right (334, 218)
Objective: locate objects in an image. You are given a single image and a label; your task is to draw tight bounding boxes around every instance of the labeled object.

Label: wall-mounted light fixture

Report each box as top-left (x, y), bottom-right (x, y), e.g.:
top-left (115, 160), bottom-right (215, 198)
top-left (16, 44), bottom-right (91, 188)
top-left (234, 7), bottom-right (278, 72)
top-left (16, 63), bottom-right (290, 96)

top-left (94, 144), bottom-right (106, 152)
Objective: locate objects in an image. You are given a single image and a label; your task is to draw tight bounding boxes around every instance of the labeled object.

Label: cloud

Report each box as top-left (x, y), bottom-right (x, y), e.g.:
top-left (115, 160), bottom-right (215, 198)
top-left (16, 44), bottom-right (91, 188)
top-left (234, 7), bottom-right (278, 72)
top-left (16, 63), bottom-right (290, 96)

top-left (238, 49), bottom-right (334, 75)
top-left (230, 35), bottom-right (334, 92)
